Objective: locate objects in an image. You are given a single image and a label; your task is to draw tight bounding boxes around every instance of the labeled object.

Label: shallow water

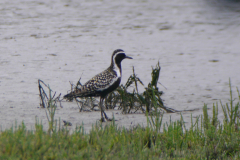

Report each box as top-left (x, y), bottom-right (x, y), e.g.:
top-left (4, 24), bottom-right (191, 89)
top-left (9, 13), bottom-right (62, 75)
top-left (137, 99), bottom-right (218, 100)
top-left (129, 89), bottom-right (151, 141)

top-left (0, 0), bottom-right (240, 132)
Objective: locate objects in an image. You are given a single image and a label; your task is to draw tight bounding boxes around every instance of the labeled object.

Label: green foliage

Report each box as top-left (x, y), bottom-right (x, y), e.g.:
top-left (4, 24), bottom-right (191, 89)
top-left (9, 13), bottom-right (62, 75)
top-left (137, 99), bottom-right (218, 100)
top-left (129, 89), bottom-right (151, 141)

top-left (105, 62), bottom-right (174, 114)
top-left (221, 78), bottom-right (240, 126)
top-left (1, 81), bottom-right (240, 159)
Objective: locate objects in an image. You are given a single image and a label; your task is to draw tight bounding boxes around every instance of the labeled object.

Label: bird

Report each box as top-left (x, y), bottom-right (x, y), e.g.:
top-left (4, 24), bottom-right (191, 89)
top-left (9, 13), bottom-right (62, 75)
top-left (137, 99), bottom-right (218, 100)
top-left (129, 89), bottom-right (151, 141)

top-left (64, 49), bottom-right (132, 122)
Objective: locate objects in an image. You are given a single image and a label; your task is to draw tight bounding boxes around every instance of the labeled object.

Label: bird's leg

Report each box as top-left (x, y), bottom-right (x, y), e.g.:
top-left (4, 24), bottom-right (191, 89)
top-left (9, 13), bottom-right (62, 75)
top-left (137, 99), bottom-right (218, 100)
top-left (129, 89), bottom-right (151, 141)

top-left (100, 97), bottom-right (105, 122)
top-left (103, 111), bottom-right (111, 121)
top-left (99, 97), bottom-right (112, 122)
top-left (103, 111), bottom-right (112, 121)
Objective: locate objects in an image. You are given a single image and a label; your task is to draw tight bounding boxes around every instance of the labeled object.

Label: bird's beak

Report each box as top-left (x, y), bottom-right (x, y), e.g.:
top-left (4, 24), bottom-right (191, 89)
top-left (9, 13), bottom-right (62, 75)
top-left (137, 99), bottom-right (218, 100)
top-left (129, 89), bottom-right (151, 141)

top-left (125, 55), bottom-right (133, 59)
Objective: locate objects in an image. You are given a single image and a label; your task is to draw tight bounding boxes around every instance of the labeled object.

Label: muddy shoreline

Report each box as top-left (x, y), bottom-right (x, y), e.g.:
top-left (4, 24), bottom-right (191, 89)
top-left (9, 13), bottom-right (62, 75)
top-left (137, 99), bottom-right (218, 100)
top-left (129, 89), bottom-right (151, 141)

top-left (0, 0), bottom-right (240, 132)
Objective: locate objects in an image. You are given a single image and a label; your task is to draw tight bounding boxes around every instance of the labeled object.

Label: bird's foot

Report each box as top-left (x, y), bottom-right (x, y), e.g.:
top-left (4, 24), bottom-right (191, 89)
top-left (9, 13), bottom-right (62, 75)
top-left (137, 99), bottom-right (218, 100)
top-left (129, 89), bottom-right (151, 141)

top-left (100, 117), bottom-right (106, 122)
top-left (99, 117), bottom-right (115, 122)
top-left (105, 117), bottom-right (113, 121)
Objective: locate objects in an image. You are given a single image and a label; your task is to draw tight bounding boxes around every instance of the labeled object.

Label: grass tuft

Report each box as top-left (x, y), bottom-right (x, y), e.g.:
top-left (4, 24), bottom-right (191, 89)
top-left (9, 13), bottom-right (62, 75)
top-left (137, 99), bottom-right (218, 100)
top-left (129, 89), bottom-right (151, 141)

top-left (1, 80), bottom-right (240, 159)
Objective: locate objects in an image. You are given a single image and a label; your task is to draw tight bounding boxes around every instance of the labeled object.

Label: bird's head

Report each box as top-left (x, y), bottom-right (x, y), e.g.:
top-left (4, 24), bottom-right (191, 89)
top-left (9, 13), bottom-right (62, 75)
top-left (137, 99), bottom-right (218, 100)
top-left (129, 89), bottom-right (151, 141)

top-left (111, 49), bottom-right (132, 68)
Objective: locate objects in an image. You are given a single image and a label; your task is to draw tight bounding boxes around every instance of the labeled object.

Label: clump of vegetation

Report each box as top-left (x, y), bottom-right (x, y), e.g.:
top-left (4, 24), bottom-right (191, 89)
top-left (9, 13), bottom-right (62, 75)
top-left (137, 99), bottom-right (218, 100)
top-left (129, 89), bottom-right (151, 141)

top-left (106, 62), bottom-right (179, 113)
top-left (1, 81), bottom-right (240, 159)
top-left (38, 80), bottom-right (62, 133)
top-left (65, 62), bottom-right (177, 114)
top-left (105, 62), bottom-right (165, 113)
top-left (66, 77), bottom-right (98, 112)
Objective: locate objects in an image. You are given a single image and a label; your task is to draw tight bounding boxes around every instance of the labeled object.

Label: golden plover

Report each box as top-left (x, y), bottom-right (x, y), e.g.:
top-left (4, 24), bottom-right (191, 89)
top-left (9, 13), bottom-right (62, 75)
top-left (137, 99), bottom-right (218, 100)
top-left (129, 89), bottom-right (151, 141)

top-left (64, 49), bottom-right (132, 122)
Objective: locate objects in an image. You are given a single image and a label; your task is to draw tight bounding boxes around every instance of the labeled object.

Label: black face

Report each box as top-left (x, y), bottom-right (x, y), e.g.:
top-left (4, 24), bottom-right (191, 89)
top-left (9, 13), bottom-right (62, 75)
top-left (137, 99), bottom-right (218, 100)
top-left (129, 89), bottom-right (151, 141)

top-left (114, 53), bottom-right (132, 65)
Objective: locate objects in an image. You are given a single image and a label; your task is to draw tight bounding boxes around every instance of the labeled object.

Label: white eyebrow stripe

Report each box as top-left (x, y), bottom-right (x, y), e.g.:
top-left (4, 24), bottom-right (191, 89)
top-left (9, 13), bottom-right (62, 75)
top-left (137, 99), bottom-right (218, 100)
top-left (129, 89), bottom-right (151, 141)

top-left (116, 52), bottom-right (125, 54)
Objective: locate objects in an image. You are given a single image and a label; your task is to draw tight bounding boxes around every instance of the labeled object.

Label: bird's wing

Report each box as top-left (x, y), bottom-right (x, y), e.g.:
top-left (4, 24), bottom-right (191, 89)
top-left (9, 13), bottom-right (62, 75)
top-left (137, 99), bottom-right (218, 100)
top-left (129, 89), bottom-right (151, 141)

top-left (65, 69), bottom-right (117, 98)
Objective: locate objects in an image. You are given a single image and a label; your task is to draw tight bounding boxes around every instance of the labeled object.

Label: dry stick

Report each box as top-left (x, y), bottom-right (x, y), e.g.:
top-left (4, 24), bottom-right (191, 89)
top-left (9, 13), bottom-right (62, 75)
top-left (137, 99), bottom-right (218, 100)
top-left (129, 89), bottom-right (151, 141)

top-left (160, 106), bottom-right (200, 113)
top-left (180, 108), bottom-right (200, 112)
top-left (162, 106), bottom-right (179, 113)
top-left (74, 77), bottom-right (84, 111)
top-left (158, 82), bottom-right (167, 90)
top-left (38, 79), bottom-right (62, 108)
top-left (39, 86), bottom-right (46, 108)
top-left (38, 79), bottom-right (48, 108)
top-left (76, 99), bottom-right (83, 112)
top-left (76, 76), bottom-right (83, 88)
top-left (39, 79), bottom-right (53, 93)
top-left (89, 97), bottom-right (96, 110)
top-left (52, 91), bottom-right (56, 99)
top-left (55, 93), bottom-right (63, 108)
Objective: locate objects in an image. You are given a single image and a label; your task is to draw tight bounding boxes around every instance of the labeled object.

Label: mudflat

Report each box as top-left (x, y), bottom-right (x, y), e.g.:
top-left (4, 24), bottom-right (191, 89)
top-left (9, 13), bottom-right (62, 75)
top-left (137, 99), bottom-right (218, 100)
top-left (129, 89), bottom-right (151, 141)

top-left (0, 0), bottom-right (240, 132)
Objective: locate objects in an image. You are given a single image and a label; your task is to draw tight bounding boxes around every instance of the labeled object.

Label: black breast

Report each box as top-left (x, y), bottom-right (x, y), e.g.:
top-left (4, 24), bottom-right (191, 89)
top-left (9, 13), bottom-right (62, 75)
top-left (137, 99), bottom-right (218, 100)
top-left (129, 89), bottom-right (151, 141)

top-left (98, 77), bottom-right (121, 98)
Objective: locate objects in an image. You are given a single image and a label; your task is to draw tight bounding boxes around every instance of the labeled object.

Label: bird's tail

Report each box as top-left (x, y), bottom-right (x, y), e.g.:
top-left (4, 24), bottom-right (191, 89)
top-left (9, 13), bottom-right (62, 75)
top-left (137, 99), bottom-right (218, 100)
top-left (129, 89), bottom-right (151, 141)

top-left (63, 92), bottom-right (76, 101)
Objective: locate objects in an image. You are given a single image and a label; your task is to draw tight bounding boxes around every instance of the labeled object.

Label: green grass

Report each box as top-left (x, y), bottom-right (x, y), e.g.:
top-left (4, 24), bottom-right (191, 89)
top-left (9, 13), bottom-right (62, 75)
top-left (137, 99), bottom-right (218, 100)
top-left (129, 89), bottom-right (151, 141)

top-left (1, 80), bottom-right (240, 159)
